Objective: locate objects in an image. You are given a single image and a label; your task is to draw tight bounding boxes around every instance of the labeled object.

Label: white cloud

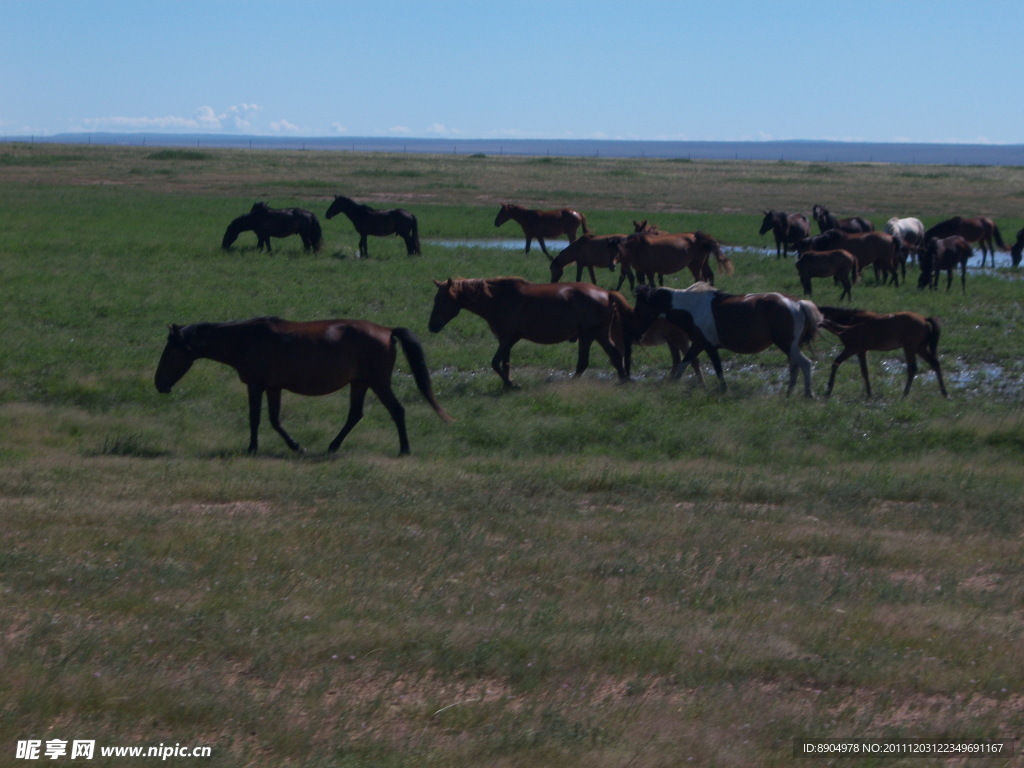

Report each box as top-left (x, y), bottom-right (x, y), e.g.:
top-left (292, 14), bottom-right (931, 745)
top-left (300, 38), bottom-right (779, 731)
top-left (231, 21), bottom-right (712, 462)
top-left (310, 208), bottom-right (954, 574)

top-left (389, 125), bottom-right (412, 135)
top-left (78, 104), bottom-right (265, 133)
top-left (427, 123), bottom-right (464, 137)
top-left (331, 122), bottom-right (348, 134)
top-left (270, 119), bottom-right (300, 133)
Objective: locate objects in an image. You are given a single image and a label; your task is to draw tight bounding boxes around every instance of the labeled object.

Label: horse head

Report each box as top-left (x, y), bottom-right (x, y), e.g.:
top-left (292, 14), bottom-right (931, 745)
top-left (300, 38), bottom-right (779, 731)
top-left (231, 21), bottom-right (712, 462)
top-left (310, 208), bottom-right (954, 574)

top-left (428, 278), bottom-right (463, 332)
top-left (494, 204), bottom-right (512, 227)
top-left (154, 324), bottom-right (197, 393)
top-left (758, 210), bottom-right (777, 235)
top-left (325, 195), bottom-right (353, 220)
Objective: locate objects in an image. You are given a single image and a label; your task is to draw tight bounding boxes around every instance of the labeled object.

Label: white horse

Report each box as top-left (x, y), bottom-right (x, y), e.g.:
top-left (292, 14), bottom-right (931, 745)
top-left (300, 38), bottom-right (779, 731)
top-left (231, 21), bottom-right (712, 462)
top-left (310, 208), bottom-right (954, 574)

top-left (884, 216), bottom-right (926, 279)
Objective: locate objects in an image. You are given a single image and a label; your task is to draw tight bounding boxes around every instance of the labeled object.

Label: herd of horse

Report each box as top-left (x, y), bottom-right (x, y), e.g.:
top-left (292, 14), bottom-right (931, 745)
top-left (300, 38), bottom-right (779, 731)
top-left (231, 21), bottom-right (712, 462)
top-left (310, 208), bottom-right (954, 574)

top-left (164, 198), bottom-right (1018, 455)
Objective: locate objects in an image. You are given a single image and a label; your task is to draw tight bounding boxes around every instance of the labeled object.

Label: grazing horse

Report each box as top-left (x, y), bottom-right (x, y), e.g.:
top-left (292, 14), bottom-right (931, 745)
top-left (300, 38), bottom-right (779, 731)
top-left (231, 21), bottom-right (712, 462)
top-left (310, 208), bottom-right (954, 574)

top-left (924, 216), bottom-right (1006, 267)
top-left (759, 210), bottom-right (810, 258)
top-left (796, 229), bottom-right (900, 286)
top-left (428, 277), bottom-right (630, 389)
top-left (154, 317), bottom-right (452, 456)
top-left (614, 231), bottom-right (734, 291)
top-left (819, 306), bottom-right (948, 398)
top-left (494, 203), bottom-right (590, 259)
top-left (222, 202), bottom-right (323, 253)
top-left (632, 283), bottom-right (822, 397)
top-left (325, 195), bottom-right (420, 257)
top-left (549, 234), bottom-right (623, 283)
top-left (918, 236), bottom-right (973, 293)
top-left (812, 204), bottom-right (875, 234)
top-left (1011, 227), bottom-right (1024, 268)
top-left (795, 249), bottom-right (858, 300)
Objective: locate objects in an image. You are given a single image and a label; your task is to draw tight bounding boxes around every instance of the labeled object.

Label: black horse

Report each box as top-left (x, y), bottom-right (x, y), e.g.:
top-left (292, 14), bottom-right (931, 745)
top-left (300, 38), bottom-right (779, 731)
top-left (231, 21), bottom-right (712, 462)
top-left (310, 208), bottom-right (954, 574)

top-left (812, 204), bottom-right (874, 234)
top-left (222, 202), bottom-right (323, 253)
top-left (1011, 227), bottom-right (1024, 268)
top-left (759, 210), bottom-right (810, 258)
top-left (325, 195), bottom-right (420, 258)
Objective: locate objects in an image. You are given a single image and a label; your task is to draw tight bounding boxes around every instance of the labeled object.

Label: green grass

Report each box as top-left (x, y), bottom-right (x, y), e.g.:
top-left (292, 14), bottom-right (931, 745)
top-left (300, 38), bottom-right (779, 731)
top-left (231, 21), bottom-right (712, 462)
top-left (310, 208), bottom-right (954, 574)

top-left (1, 143), bottom-right (1023, 767)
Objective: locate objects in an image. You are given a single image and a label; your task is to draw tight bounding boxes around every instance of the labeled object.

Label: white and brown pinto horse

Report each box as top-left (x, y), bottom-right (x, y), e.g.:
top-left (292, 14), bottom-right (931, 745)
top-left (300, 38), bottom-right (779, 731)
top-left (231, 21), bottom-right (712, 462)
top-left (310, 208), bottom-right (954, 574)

top-left (494, 203), bottom-right (590, 259)
top-left (632, 283), bottom-right (822, 397)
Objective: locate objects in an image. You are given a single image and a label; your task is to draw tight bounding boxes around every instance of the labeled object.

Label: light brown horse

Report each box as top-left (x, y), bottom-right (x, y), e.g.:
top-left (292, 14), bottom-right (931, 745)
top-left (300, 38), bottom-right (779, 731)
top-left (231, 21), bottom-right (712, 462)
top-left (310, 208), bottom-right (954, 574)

top-left (494, 203), bottom-right (590, 259)
top-left (819, 306), bottom-right (948, 398)
top-left (154, 317), bottom-right (452, 455)
top-left (632, 283), bottom-right (822, 397)
top-left (428, 277), bottom-right (630, 389)
top-left (634, 318), bottom-right (704, 384)
top-left (924, 216), bottom-right (1006, 267)
top-left (549, 234), bottom-right (623, 283)
top-left (795, 249), bottom-right (858, 300)
top-left (614, 231), bottom-right (734, 291)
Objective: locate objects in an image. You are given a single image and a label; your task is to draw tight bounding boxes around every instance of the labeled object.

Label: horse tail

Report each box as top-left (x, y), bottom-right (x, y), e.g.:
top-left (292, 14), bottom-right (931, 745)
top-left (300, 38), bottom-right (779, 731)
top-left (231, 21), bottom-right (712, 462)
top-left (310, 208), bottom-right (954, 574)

top-left (993, 224), bottom-right (1006, 250)
top-left (411, 215), bottom-right (421, 255)
top-left (797, 300), bottom-right (823, 345)
top-left (578, 211), bottom-right (591, 236)
top-left (925, 317), bottom-right (942, 358)
top-left (310, 214), bottom-right (324, 253)
top-left (707, 236), bottom-right (735, 276)
top-left (606, 290), bottom-right (634, 376)
top-left (391, 327), bottom-right (454, 423)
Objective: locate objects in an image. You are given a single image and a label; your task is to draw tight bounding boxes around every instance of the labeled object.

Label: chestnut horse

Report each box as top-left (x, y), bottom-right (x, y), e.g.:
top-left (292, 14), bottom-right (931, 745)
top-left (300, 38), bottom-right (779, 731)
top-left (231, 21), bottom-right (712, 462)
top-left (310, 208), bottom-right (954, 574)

top-left (154, 317), bottom-right (452, 455)
top-left (924, 216), bottom-right (1006, 267)
top-left (759, 210), bottom-right (810, 258)
top-left (428, 277), bottom-right (630, 389)
top-left (794, 249), bottom-right (858, 300)
top-left (549, 234), bottom-right (623, 283)
top-left (796, 229), bottom-right (900, 286)
top-left (614, 231), bottom-right (734, 291)
top-left (222, 202), bottom-right (323, 253)
top-left (632, 283), bottom-right (822, 397)
top-left (325, 195), bottom-right (420, 258)
top-left (918, 235), bottom-right (973, 293)
top-left (812, 204), bottom-right (874, 234)
top-left (494, 203), bottom-right (590, 259)
top-left (819, 306), bottom-right (948, 398)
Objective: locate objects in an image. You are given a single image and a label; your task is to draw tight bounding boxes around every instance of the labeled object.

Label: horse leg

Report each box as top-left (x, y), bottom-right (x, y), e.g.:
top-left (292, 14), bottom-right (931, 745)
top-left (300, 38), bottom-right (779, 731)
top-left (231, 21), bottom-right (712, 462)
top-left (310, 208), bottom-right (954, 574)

top-left (574, 334), bottom-right (594, 378)
top-left (492, 340), bottom-right (518, 390)
top-left (369, 382), bottom-right (411, 455)
top-left (524, 237), bottom-right (533, 255)
top-left (826, 348), bottom-right (856, 397)
top-left (840, 274), bottom-right (852, 301)
top-left (593, 332), bottom-right (628, 381)
top-left (359, 234), bottom-right (369, 259)
top-left (328, 382), bottom-right (368, 454)
top-left (246, 384), bottom-right (264, 454)
top-left (786, 350), bottom-right (814, 398)
top-left (902, 350), bottom-right (918, 397)
top-left (800, 275), bottom-right (812, 296)
top-left (857, 351), bottom-right (872, 398)
top-left (702, 347), bottom-right (727, 392)
top-left (266, 387), bottom-right (304, 453)
top-left (538, 238), bottom-right (552, 260)
top-left (918, 349), bottom-right (949, 398)
top-left (586, 265), bottom-right (598, 284)
top-left (960, 262), bottom-right (967, 294)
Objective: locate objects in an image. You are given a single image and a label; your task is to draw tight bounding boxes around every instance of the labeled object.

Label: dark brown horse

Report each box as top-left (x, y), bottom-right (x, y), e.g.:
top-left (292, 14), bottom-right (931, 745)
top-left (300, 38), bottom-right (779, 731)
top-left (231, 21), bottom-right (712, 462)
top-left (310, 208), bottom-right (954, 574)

top-left (428, 277), bottom-right (630, 389)
top-left (1011, 227), bottom-right (1024, 268)
top-left (325, 195), bottom-right (420, 257)
top-left (918, 235), bottom-right (973, 293)
top-left (796, 229), bottom-right (900, 286)
top-left (549, 234), bottom-right (623, 283)
top-left (759, 210), bottom-right (810, 258)
top-left (819, 306), bottom-right (948, 398)
top-left (614, 231), bottom-right (734, 291)
top-left (222, 202), bottom-right (323, 253)
top-left (632, 283), bottom-right (823, 397)
top-left (494, 203), bottom-right (590, 259)
top-left (154, 317), bottom-right (452, 455)
top-left (795, 249), bottom-right (858, 300)
top-left (812, 204), bottom-right (875, 234)
top-left (924, 216), bottom-right (1006, 267)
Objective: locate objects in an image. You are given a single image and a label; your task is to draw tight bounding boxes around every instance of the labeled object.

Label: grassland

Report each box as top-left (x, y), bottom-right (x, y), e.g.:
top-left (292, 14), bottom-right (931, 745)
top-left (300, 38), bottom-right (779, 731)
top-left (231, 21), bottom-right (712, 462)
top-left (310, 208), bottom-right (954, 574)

top-left (1, 142), bottom-right (1023, 767)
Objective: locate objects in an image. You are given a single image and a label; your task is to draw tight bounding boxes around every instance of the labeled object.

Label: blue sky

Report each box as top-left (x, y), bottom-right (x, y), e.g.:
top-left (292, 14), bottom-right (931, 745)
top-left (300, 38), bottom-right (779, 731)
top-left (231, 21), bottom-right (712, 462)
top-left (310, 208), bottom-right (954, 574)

top-left (3, 0), bottom-right (1022, 144)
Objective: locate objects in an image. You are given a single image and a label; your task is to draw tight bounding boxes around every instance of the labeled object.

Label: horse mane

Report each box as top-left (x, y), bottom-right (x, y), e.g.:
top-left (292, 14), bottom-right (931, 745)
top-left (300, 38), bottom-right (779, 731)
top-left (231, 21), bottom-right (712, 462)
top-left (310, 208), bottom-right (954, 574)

top-left (683, 281), bottom-right (719, 293)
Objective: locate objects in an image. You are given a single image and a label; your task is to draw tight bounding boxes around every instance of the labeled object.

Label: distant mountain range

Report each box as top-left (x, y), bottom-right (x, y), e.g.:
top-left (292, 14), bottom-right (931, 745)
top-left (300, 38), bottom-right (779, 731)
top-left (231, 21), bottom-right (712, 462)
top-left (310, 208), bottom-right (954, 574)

top-left (10, 133), bottom-right (1024, 166)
